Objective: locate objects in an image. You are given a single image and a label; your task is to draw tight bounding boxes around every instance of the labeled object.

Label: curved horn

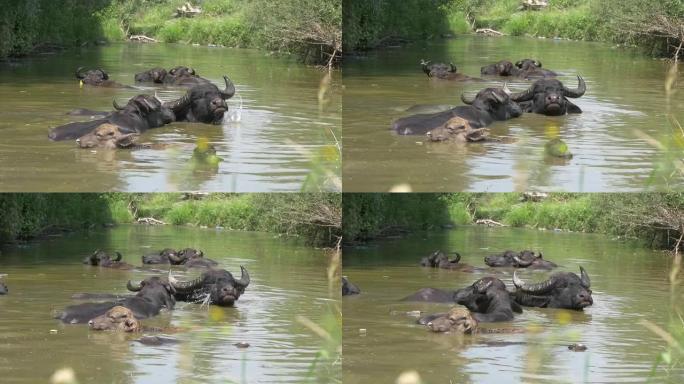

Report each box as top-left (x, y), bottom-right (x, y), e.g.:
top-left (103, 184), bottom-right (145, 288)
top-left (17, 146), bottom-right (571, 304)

top-left (534, 60), bottom-right (542, 68)
top-left (515, 60), bottom-right (523, 68)
top-left (474, 278), bottom-right (493, 293)
top-left (113, 99), bottom-right (125, 110)
top-left (219, 76), bottom-right (236, 99)
top-left (113, 252), bottom-right (122, 262)
top-left (163, 91), bottom-right (191, 111)
top-left (168, 252), bottom-right (183, 264)
top-left (579, 266), bottom-right (591, 288)
top-left (169, 276), bottom-right (203, 293)
top-left (75, 67), bottom-right (87, 79)
top-left (513, 270), bottom-right (556, 294)
top-left (189, 67), bottom-right (196, 75)
top-left (450, 252), bottom-right (461, 264)
top-left (510, 84), bottom-right (535, 102)
top-left (513, 256), bottom-right (533, 267)
top-left (235, 265), bottom-right (250, 288)
top-left (502, 82), bottom-right (511, 95)
top-left (127, 280), bottom-right (143, 292)
top-left (449, 62), bottom-right (457, 72)
top-left (154, 91), bottom-right (163, 104)
top-left (562, 75), bottom-right (586, 98)
top-left (461, 93), bottom-right (476, 105)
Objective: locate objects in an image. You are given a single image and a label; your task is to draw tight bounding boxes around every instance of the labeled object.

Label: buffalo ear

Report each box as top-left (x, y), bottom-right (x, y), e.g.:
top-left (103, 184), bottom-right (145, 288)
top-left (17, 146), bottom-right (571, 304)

top-left (566, 101), bottom-right (582, 114)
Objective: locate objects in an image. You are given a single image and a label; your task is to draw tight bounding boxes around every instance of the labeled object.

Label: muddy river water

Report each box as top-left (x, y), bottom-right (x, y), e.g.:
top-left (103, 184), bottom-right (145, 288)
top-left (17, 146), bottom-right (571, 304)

top-left (343, 36), bottom-right (684, 192)
top-left (0, 225), bottom-right (338, 383)
top-left (0, 43), bottom-right (341, 192)
top-left (343, 226), bottom-right (683, 383)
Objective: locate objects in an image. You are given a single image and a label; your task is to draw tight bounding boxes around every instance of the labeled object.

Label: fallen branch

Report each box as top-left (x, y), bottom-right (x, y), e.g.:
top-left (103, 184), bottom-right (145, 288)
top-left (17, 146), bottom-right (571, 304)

top-left (475, 219), bottom-right (506, 227)
top-left (476, 28), bottom-right (504, 36)
top-left (137, 217), bottom-right (166, 225)
top-left (129, 35), bottom-right (157, 43)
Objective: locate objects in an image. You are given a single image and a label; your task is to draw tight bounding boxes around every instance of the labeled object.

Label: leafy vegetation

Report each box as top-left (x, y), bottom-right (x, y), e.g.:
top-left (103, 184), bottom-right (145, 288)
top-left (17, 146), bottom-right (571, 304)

top-left (0, 193), bottom-right (341, 247)
top-left (343, 193), bottom-right (684, 252)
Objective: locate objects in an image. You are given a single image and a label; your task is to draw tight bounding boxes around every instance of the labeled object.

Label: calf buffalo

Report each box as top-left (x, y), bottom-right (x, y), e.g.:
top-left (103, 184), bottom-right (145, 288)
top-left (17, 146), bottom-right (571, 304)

top-left (510, 76), bottom-right (586, 115)
top-left (393, 86), bottom-right (522, 136)
top-left (163, 76), bottom-right (236, 124)
top-left (484, 250), bottom-right (557, 270)
top-left (512, 266), bottom-right (593, 310)
top-left (49, 94), bottom-right (175, 141)
top-left (170, 267), bottom-right (250, 306)
top-left (57, 276), bottom-right (176, 324)
top-left (88, 306), bottom-right (142, 332)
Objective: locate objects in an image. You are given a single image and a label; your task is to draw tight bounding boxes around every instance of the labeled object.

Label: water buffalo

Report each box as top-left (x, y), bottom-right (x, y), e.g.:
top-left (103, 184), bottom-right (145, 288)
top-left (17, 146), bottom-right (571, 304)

top-left (0, 280), bottom-right (7, 295)
top-left (515, 59), bottom-right (557, 78)
top-left (88, 306), bottom-right (142, 332)
top-left (421, 59), bottom-right (478, 81)
top-left (163, 76), bottom-right (236, 124)
top-left (484, 250), bottom-right (557, 270)
top-left (75, 67), bottom-right (128, 88)
top-left (170, 267), bottom-right (250, 306)
top-left (510, 76), bottom-right (586, 116)
top-left (425, 116), bottom-right (491, 143)
top-left (480, 60), bottom-right (521, 77)
top-left (408, 277), bottom-right (522, 323)
top-left (420, 250), bottom-right (472, 270)
top-left (57, 276), bottom-right (176, 324)
top-left (184, 257), bottom-right (219, 268)
top-left (342, 276), bottom-right (360, 296)
top-left (49, 94), bottom-right (175, 141)
top-left (82, 250), bottom-right (133, 269)
top-left (393, 86), bottom-right (522, 136)
top-left (135, 66), bottom-right (210, 86)
top-left (425, 307), bottom-right (525, 334)
top-left (512, 266), bottom-right (593, 310)
top-left (134, 67), bottom-right (168, 84)
top-left (142, 248), bottom-right (182, 264)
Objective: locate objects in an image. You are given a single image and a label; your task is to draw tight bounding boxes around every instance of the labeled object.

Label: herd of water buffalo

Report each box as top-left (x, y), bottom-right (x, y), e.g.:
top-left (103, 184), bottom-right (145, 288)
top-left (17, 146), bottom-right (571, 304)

top-left (342, 249), bottom-right (593, 336)
top-left (393, 58), bottom-right (586, 143)
top-left (48, 66), bottom-right (236, 149)
top-left (29, 247), bottom-right (252, 335)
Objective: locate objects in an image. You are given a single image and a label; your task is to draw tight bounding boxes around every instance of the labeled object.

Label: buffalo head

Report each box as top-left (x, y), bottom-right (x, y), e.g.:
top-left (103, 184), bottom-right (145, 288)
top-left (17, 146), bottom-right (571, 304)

top-left (510, 76), bottom-right (586, 115)
top-left (113, 94), bottom-right (176, 128)
top-left (513, 266), bottom-right (593, 310)
top-left (164, 76), bottom-right (235, 124)
top-left (515, 59), bottom-right (543, 71)
top-left (461, 85), bottom-right (523, 121)
top-left (426, 307), bottom-right (478, 334)
top-left (88, 306), bottom-right (142, 332)
top-left (481, 60), bottom-right (520, 76)
top-left (76, 123), bottom-right (139, 149)
top-left (452, 276), bottom-right (522, 322)
top-left (342, 276), bottom-right (361, 296)
top-left (76, 67), bottom-right (109, 85)
top-left (171, 267), bottom-right (250, 306)
top-left (135, 67), bottom-right (168, 83)
top-left (126, 276), bottom-right (177, 311)
top-left (83, 250), bottom-right (123, 266)
top-left (420, 250), bottom-right (461, 268)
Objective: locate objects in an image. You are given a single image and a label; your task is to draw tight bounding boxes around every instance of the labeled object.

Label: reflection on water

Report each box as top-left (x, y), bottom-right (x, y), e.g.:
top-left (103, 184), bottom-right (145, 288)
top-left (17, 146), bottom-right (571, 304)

top-left (342, 36), bottom-right (684, 192)
top-left (342, 226), bottom-right (683, 383)
top-left (0, 43), bottom-right (341, 192)
top-left (0, 225), bottom-right (337, 383)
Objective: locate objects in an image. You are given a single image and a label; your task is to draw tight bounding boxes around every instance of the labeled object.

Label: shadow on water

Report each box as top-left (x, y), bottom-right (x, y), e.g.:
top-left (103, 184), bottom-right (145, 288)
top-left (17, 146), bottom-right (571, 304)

top-left (0, 225), bottom-right (337, 383)
top-left (342, 36), bottom-right (684, 192)
top-left (0, 43), bottom-right (341, 192)
top-left (342, 226), bottom-right (684, 383)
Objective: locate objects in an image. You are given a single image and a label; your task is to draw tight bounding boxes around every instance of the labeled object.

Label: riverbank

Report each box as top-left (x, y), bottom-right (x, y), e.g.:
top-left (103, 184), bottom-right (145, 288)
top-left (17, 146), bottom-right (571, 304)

top-left (344, 0), bottom-right (683, 60)
top-left (0, 194), bottom-right (341, 247)
top-left (0, 0), bottom-right (341, 66)
top-left (343, 193), bottom-right (684, 252)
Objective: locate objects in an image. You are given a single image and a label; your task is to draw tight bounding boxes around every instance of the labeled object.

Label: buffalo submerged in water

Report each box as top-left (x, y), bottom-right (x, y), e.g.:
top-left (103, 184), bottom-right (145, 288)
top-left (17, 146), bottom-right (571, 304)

top-left (170, 267), bottom-right (250, 306)
top-left (511, 76), bottom-right (587, 115)
top-left (512, 266), bottom-right (593, 310)
top-left (392, 86), bottom-right (522, 141)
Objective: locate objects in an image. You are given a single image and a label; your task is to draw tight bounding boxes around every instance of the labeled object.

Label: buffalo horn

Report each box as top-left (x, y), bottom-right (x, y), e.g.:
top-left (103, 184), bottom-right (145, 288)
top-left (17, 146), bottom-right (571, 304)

top-left (450, 252), bottom-right (461, 264)
top-left (579, 266), bottom-right (591, 288)
top-left (75, 67), bottom-right (87, 79)
top-left (514, 60), bottom-right (523, 68)
top-left (219, 76), bottom-right (236, 99)
top-left (170, 276), bottom-right (203, 292)
top-left (502, 82), bottom-right (511, 95)
top-left (236, 266), bottom-right (250, 288)
top-left (168, 252), bottom-right (183, 264)
top-left (164, 92), bottom-right (191, 111)
top-left (127, 280), bottom-right (143, 292)
top-left (461, 93), bottom-right (476, 105)
top-left (562, 76), bottom-right (586, 98)
top-left (474, 278), bottom-right (493, 293)
top-left (533, 60), bottom-right (542, 68)
top-left (113, 252), bottom-right (122, 262)
top-left (112, 100), bottom-right (125, 110)
top-left (510, 85), bottom-right (535, 102)
top-left (513, 270), bottom-right (556, 294)
top-left (513, 256), bottom-right (533, 267)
